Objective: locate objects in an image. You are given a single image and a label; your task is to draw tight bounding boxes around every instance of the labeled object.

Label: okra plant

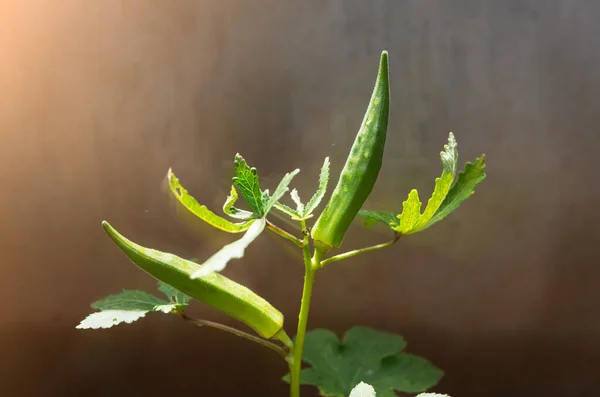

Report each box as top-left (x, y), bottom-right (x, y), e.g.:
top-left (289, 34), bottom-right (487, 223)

top-left (78, 51), bottom-right (486, 397)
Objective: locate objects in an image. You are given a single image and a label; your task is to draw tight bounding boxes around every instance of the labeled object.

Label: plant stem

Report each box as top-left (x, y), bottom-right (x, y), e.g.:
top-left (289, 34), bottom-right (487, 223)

top-left (178, 313), bottom-right (289, 359)
top-left (319, 232), bottom-right (401, 268)
top-left (290, 222), bottom-right (321, 397)
top-left (266, 220), bottom-right (304, 247)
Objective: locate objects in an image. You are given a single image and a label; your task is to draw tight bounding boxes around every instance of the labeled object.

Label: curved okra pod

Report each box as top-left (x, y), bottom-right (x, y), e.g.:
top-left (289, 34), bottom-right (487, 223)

top-left (311, 51), bottom-right (390, 253)
top-left (102, 221), bottom-right (286, 340)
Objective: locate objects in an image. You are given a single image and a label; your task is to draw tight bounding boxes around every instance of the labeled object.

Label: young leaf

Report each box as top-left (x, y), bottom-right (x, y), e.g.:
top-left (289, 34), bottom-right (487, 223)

top-left (167, 169), bottom-right (254, 233)
top-left (290, 189), bottom-right (304, 214)
top-left (272, 157), bottom-right (329, 221)
top-left (223, 185), bottom-right (255, 220)
top-left (191, 217), bottom-right (266, 278)
top-left (76, 290), bottom-right (177, 329)
top-left (283, 327), bottom-right (443, 396)
top-left (394, 189), bottom-right (421, 233)
top-left (350, 382), bottom-right (376, 397)
top-left (303, 157), bottom-right (330, 216)
top-left (274, 201), bottom-right (302, 220)
top-left (407, 133), bottom-right (458, 232)
top-left (358, 210), bottom-right (398, 228)
top-left (422, 155), bottom-right (486, 230)
top-left (361, 133), bottom-right (484, 237)
top-left (233, 154), bottom-right (265, 216)
top-left (158, 281), bottom-right (191, 306)
top-left (263, 168), bottom-right (300, 215)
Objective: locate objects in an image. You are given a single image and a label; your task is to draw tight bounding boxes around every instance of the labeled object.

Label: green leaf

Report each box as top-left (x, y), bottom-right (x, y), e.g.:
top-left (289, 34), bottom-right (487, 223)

top-left (394, 189), bottom-right (422, 233)
top-left (191, 217), bottom-right (266, 278)
top-left (423, 155), bottom-right (486, 230)
top-left (274, 201), bottom-right (302, 219)
top-left (403, 133), bottom-right (458, 233)
top-left (272, 157), bottom-right (329, 221)
top-left (233, 154), bottom-right (265, 216)
top-left (416, 394), bottom-right (450, 397)
top-left (76, 290), bottom-right (178, 329)
top-left (304, 157), bottom-right (330, 216)
top-left (263, 168), bottom-right (300, 215)
top-left (158, 281), bottom-right (191, 306)
top-left (358, 210), bottom-right (398, 228)
top-left (291, 189), bottom-right (304, 214)
top-left (76, 310), bottom-right (149, 329)
top-left (362, 133), bottom-right (483, 237)
top-left (223, 185), bottom-right (255, 220)
top-left (167, 169), bottom-right (254, 233)
top-left (283, 327), bottom-right (443, 397)
top-left (90, 290), bottom-right (168, 311)
top-left (350, 382), bottom-right (376, 397)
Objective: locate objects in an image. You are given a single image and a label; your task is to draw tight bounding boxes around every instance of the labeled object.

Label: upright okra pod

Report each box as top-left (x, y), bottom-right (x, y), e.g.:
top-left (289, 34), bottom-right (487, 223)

top-left (311, 51), bottom-right (390, 252)
top-left (102, 221), bottom-right (286, 340)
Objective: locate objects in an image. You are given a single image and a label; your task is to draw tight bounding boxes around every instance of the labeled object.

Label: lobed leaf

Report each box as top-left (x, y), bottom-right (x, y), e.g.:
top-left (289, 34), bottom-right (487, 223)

top-left (191, 217), bottom-right (266, 278)
top-left (76, 289), bottom-right (184, 329)
top-left (303, 157), bottom-right (330, 216)
top-left (263, 168), bottom-right (300, 215)
top-left (423, 155), bottom-right (486, 230)
top-left (283, 327), bottom-right (442, 397)
top-left (223, 185), bottom-right (255, 220)
top-left (362, 133), bottom-right (485, 236)
top-left (167, 169), bottom-right (254, 233)
top-left (233, 154), bottom-right (265, 216)
top-left (394, 189), bottom-right (421, 233)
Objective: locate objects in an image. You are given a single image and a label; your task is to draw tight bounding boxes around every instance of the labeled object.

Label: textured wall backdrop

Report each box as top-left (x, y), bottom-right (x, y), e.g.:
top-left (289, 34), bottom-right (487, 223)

top-left (1, 1), bottom-right (599, 396)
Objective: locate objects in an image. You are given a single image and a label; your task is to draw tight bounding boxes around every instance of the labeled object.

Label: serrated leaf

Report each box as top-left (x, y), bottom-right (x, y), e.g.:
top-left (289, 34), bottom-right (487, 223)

top-left (223, 185), bottom-right (255, 220)
top-left (405, 133), bottom-right (458, 233)
top-left (363, 133), bottom-right (481, 237)
top-left (304, 157), bottom-right (330, 216)
top-left (167, 169), bottom-right (254, 233)
top-left (273, 201), bottom-right (302, 219)
top-left (350, 382), bottom-right (376, 397)
top-left (416, 394), bottom-right (450, 397)
top-left (283, 327), bottom-right (442, 397)
top-left (76, 310), bottom-right (148, 329)
top-left (393, 189), bottom-right (422, 233)
top-left (359, 210), bottom-right (398, 228)
top-left (263, 168), bottom-right (300, 215)
top-left (91, 290), bottom-right (169, 311)
top-left (423, 155), bottom-right (486, 230)
top-left (233, 154), bottom-right (265, 216)
top-left (77, 289), bottom-right (177, 330)
top-left (262, 189), bottom-right (271, 205)
top-left (158, 281), bottom-right (191, 306)
top-left (290, 189), bottom-right (304, 213)
top-left (191, 217), bottom-right (266, 278)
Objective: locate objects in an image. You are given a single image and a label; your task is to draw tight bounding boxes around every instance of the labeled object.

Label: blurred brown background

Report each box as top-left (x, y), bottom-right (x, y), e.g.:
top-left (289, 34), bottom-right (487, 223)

top-left (1, 0), bottom-right (599, 396)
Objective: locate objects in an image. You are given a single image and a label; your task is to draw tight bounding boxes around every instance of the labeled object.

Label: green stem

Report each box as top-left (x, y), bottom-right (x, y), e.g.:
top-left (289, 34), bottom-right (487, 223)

top-left (178, 313), bottom-right (289, 359)
top-left (266, 220), bottom-right (304, 247)
top-left (289, 221), bottom-right (322, 397)
top-left (319, 232), bottom-right (400, 268)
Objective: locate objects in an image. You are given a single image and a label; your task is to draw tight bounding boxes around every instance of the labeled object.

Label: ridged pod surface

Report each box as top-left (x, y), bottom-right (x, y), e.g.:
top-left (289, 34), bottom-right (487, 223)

top-left (311, 51), bottom-right (390, 251)
top-left (102, 221), bottom-right (284, 339)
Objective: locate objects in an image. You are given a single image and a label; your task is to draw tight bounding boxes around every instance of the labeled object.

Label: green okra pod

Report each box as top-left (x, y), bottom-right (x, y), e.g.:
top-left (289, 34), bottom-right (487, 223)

top-left (311, 51), bottom-right (390, 252)
top-left (102, 221), bottom-right (285, 340)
